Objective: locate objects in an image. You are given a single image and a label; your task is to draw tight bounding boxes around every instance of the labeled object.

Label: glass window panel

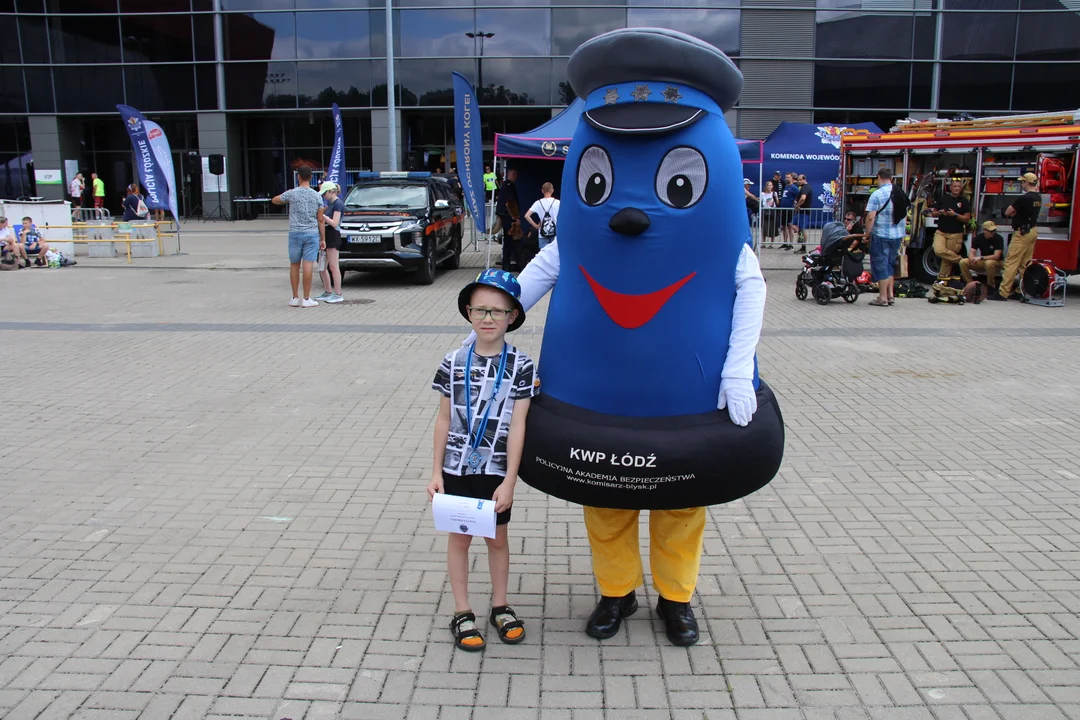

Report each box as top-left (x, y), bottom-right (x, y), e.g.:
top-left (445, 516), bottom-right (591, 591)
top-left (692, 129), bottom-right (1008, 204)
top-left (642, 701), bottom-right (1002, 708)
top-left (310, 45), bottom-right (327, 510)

top-left (814, 61), bottom-right (912, 108)
top-left (226, 12), bottom-right (296, 61)
top-left (1012, 62), bottom-right (1080, 110)
top-left (627, 9), bottom-right (739, 55)
top-left (0, 68), bottom-right (26, 114)
top-left (474, 10), bottom-right (551, 57)
top-left (49, 14), bottom-right (122, 64)
top-left (54, 65), bottom-right (124, 112)
top-left (1016, 8), bottom-right (1080, 61)
top-left (223, 0), bottom-right (293, 9)
top-left (24, 67), bottom-right (54, 112)
top-left (195, 63), bottom-right (218, 109)
top-left (297, 60), bottom-right (372, 107)
top-left (816, 11), bottom-right (913, 59)
top-left (0, 0), bottom-right (12, 9)
top-left (938, 62), bottom-right (1012, 110)
top-left (552, 9), bottom-right (624, 56)
top-left (406, 114), bottom-right (448, 146)
top-left (398, 10), bottom-right (474, 57)
top-left (912, 12), bottom-right (936, 59)
top-left (367, 10), bottom-right (386, 57)
top-left (283, 121), bottom-right (322, 148)
top-left (910, 61), bottom-right (933, 108)
top-left (396, 58), bottom-right (473, 105)
top-left (44, 0), bottom-right (117, 11)
top-left (0, 26), bottom-right (19, 63)
top-left (244, 116), bottom-right (283, 149)
top-left (16, 0), bottom-right (42, 12)
top-left (629, 0), bottom-right (737, 5)
top-left (298, 0), bottom-right (380, 6)
top-left (296, 10), bottom-right (370, 59)
top-left (193, 15), bottom-right (215, 60)
top-left (552, 56), bottom-right (575, 104)
top-left (477, 58), bottom-right (551, 105)
top-left (224, 61), bottom-right (296, 109)
top-left (946, 0), bottom-right (1017, 8)
top-left (192, 0), bottom-right (212, 9)
top-left (394, 0), bottom-right (471, 6)
top-left (119, 0), bottom-right (189, 11)
top-left (121, 15), bottom-right (194, 63)
top-left (942, 12), bottom-right (1016, 60)
top-left (18, 16), bottom-right (50, 63)
top-left (125, 64), bottom-right (196, 111)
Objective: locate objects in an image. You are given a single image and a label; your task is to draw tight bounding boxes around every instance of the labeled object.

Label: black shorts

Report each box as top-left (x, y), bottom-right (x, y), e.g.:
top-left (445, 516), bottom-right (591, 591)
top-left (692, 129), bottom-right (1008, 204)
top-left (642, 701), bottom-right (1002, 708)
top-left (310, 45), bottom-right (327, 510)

top-left (442, 470), bottom-right (512, 525)
top-left (324, 227), bottom-right (341, 251)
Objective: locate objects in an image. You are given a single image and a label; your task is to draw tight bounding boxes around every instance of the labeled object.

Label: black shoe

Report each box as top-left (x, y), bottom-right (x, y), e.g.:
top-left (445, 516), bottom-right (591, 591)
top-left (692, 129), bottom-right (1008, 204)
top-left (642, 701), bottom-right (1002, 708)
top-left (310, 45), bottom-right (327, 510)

top-left (779, 244), bottom-right (792, 250)
top-left (1009, 292), bottom-right (1024, 301)
top-left (985, 290), bottom-right (1006, 301)
top-left (655, 597), bottom-right (699, 646)
top-left (794, 246), bottom-right (806, 254)
top-left (585, 591), bottom-right (638, 639)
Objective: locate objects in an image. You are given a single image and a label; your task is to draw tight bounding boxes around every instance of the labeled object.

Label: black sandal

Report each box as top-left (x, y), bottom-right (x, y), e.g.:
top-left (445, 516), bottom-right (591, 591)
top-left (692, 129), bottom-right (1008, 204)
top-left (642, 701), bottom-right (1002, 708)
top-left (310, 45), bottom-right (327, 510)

top-left (489, 605), bottom-right (526, 644)
top-left (450, 612), bottom-right (485, 651)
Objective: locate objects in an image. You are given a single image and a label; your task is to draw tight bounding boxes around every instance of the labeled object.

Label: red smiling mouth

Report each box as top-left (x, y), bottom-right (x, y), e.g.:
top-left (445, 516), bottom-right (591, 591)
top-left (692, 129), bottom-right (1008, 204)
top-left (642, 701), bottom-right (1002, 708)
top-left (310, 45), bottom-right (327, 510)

top-left (580, 266), bottom-right (696, 329)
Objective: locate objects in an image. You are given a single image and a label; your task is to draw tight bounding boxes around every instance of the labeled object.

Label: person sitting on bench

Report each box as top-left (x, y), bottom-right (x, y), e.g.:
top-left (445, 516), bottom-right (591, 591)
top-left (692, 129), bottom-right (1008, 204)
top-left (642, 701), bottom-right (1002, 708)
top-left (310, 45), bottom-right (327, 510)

top-left (17, 217), bottom-right (51, 267)
top-left (959, 220), bottom-right (1003, 290)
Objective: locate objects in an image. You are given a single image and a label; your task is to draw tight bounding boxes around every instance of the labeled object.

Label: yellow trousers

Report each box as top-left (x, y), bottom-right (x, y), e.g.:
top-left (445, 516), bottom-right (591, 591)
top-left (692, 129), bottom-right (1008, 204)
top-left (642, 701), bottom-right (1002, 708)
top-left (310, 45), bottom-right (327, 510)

top-left (933, 230), bottom-right (965, 278)
top-left (583, 506), bottom-right (706, 603)
top-left (998, 228), bottom-right (1038, 298)
top-left (959, 257), bottom-right (1001, 287)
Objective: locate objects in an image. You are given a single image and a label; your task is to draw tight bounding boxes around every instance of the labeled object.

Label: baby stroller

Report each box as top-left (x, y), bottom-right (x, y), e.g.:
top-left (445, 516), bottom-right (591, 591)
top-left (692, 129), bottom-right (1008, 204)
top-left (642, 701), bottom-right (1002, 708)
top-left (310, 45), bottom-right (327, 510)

top-left (795, 221), bottom-right (861, 305)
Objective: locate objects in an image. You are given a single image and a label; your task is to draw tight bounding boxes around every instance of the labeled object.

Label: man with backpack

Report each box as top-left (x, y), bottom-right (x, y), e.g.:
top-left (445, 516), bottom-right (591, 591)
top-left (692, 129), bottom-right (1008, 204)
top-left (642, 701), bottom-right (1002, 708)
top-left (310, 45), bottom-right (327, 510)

top-left (862, 168), bottom-right (909, 307)
top-left (525, 182), bottom-right (560, 250)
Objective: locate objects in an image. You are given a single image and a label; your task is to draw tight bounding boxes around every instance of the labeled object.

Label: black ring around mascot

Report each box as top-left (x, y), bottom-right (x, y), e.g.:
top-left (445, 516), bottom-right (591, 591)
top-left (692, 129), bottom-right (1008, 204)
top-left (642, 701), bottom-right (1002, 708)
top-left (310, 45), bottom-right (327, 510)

top-left (520, 382), bottom-right (784, 510)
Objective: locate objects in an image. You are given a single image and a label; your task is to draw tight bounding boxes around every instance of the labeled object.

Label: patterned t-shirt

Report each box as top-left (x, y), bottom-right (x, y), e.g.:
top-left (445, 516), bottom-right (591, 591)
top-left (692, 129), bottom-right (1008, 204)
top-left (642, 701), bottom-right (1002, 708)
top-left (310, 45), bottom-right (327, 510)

top-left (280, 186), bottom-right (323, 233)
top-left (432, 343), bottom-right (539, 477)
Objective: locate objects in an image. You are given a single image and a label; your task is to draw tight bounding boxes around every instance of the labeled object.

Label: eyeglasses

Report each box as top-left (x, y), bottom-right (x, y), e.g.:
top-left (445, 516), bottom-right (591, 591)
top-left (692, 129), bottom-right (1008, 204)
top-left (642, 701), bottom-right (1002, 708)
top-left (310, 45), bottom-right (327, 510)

top-left (467, 306), bottom-right (512, 321)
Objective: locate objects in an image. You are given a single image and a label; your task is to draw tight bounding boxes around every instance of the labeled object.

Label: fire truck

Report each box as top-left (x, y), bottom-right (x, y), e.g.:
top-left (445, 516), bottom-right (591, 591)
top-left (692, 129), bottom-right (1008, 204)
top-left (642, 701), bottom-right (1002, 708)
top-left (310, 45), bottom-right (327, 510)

top-left (840, 110), bottom-right (1080, 284)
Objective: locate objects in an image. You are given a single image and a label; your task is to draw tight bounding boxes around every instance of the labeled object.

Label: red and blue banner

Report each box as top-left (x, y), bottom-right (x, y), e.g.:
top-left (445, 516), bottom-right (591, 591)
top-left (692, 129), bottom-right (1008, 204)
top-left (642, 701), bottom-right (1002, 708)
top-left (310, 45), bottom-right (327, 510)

top-left (452, 71), bottom-right (486, 234)
top-left (117, 104), bottom-right (177, 221)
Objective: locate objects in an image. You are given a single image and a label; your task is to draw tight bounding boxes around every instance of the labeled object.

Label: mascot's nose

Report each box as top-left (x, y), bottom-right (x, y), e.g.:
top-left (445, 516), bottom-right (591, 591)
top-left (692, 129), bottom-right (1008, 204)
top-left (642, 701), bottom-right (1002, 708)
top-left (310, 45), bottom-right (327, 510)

top-left (609, 207), bottom-right (651, 236)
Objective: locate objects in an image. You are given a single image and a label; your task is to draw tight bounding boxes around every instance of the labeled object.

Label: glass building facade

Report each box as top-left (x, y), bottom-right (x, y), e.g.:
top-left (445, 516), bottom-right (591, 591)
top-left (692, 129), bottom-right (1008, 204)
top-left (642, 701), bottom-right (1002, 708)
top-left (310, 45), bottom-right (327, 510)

top-left (2, 0), bottom-right (1079, 210)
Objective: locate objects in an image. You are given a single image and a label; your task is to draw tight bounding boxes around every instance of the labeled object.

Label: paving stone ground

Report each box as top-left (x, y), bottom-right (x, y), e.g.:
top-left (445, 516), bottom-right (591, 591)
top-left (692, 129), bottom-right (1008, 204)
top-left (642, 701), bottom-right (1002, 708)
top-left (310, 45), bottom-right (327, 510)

top-left (2, 220), bottom-right (1079, 720)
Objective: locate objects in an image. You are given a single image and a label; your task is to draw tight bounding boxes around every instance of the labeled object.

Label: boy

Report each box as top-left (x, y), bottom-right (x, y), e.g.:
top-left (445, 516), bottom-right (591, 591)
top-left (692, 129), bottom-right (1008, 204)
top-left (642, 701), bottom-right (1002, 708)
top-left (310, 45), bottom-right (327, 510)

top-left (19, 217), bottom-right (50, 266)
top-left (428, 269), bottom-right (538, 651)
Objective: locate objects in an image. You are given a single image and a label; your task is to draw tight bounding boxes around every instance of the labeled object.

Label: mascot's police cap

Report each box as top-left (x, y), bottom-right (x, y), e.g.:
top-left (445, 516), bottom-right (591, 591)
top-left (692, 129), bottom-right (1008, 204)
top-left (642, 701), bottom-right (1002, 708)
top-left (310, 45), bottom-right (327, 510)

top-left (567, 27), bottom-right (743, 135)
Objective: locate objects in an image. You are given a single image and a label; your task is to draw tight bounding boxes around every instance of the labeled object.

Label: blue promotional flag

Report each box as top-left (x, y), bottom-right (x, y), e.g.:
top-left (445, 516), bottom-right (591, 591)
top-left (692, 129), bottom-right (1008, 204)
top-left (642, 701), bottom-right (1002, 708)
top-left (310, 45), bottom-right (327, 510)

top-left (452, 71), bottom-right (486, 234)
top-left (326, 103), bottom-right (344, 187)
top-left (116, 104), bottom-right (174, 219)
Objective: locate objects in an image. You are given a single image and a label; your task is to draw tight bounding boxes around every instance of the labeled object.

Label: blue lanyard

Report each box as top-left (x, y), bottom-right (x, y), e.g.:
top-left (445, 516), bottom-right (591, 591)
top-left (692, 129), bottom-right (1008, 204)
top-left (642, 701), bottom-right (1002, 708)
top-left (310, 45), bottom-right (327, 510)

top-left (464, 342), bottom-right (508, 452)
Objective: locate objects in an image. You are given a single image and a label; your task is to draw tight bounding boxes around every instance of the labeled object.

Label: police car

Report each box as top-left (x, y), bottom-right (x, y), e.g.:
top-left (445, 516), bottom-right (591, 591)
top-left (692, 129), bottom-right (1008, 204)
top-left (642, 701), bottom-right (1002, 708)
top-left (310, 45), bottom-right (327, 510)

top-left (338, 172), bottom-right (464, 285)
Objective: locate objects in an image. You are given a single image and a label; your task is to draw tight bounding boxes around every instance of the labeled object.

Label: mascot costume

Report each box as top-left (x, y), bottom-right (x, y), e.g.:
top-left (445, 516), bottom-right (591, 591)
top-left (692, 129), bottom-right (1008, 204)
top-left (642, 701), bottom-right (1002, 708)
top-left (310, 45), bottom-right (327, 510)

top-left (507, 28), bottom-right (785, 646)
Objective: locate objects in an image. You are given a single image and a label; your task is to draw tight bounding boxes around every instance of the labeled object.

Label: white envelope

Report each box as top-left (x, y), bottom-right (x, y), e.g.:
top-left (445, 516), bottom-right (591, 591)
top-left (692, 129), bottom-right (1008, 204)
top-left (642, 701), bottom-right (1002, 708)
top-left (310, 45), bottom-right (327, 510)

top-left (432, 493), bottom-right (497, 539)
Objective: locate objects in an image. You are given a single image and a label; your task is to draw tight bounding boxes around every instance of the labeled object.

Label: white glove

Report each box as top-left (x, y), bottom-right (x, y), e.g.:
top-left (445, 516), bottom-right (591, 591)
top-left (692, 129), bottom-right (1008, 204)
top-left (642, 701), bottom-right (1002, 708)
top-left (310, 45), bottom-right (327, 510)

top-left (717, 378), bottom-right (757, 427)
top-left (461, 330), bottom-right (477, 347)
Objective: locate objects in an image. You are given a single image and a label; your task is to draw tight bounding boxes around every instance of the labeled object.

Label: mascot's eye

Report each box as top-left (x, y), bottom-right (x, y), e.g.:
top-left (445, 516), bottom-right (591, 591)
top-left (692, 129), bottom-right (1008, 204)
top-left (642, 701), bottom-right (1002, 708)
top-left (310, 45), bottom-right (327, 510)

top-left (577, 145), bottom-right (613, 206)
top-left (655, 147), bottom-right (707, 209)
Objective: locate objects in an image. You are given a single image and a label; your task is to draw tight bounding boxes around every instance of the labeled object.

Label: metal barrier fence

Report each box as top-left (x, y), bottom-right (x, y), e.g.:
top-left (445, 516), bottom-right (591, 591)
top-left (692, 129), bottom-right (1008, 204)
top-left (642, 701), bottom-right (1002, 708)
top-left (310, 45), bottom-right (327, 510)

top-left (757, 207), bottom-right (839, 252)
top-left (72, 207), bottom-right (112, 223)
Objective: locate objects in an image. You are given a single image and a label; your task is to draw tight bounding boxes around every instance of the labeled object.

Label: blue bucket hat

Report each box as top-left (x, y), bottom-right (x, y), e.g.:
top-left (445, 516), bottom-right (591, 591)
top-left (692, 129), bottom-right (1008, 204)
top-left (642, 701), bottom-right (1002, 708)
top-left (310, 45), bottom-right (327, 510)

top-left (457, 269), bottom-right (526, 332)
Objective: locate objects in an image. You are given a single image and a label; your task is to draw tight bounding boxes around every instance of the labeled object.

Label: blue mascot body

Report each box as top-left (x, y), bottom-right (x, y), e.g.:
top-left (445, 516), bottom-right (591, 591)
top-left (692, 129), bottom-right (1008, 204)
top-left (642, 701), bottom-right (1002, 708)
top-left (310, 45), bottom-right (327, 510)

top-left (518, 28), bottom-right (785, 512)
top-left (541, 94), bottom-right (751, 417)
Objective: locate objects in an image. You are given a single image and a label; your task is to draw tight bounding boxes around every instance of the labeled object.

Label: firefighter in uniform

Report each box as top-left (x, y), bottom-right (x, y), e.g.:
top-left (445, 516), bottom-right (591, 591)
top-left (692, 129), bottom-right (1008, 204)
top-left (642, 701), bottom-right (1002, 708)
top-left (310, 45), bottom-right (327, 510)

top-left (989, 173), bottom-right (1041, 301)
top-left (931, 178), bottom-right (971, 279)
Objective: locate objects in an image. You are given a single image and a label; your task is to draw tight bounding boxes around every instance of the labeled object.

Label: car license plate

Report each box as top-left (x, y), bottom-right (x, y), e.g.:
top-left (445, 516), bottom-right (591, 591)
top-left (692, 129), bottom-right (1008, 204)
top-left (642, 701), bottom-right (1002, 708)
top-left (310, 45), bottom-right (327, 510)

top-left (348, 234), bottom-right (382, 244)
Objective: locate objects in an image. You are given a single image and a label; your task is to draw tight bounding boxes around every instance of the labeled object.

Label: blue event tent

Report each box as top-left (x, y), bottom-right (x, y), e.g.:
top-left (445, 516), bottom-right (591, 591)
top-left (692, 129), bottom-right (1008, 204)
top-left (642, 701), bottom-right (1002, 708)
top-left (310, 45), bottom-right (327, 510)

top-left (761, 121), bottom-right (882, 213)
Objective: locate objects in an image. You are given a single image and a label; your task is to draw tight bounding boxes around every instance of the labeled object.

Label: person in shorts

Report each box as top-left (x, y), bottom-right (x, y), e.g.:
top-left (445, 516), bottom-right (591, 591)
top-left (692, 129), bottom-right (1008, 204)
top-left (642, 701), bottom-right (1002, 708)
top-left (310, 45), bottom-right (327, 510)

top-left (862, 168), bottom-right (906, 306)
top-left (314, 182), bottom-right (344, 304)
top-left (428, 269), bottom-right (539, 651)
top-left (272, 166), bottom-right (325, 307)
top-left (18, 217), bottom-right (50, 267)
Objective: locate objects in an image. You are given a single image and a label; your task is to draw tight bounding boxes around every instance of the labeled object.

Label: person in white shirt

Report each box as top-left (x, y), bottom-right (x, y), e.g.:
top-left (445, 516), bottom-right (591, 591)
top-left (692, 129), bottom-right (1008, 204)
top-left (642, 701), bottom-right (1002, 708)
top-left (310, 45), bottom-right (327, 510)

top-left (760, 179), bottom-right (780, 245)
top-left (525, 182), bottom-right (560, 250)
top-left (69, 173), bottom-right (84, 209)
